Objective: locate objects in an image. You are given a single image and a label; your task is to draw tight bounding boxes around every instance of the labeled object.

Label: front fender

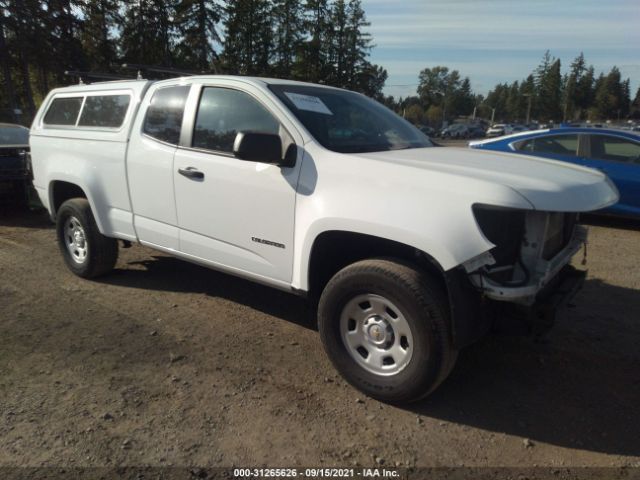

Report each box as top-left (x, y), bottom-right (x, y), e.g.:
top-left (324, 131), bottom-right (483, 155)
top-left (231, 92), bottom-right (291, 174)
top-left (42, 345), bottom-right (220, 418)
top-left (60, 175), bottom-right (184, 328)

top-left (291, 215), bottom-right (495, 292)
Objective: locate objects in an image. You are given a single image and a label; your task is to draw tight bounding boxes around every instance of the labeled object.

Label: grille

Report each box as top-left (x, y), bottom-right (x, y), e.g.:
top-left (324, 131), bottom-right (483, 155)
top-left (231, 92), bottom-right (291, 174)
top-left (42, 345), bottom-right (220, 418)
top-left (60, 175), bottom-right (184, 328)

top-left (0, 148), bottom-right (27, 174)
top-left (0, 148), bottom-right (25, 158)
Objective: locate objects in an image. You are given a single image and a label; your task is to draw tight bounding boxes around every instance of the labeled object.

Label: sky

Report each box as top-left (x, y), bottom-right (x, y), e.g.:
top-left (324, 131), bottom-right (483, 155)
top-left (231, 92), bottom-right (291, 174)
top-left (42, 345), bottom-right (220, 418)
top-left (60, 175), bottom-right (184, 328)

top-left (362, 0), bottom-right (640, 99)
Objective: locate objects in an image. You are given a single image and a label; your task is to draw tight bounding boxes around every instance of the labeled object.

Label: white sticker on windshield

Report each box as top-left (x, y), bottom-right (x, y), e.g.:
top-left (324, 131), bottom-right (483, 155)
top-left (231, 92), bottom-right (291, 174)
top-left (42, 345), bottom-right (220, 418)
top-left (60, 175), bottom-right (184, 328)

top-left (284, 92), bottom-right (333, 115)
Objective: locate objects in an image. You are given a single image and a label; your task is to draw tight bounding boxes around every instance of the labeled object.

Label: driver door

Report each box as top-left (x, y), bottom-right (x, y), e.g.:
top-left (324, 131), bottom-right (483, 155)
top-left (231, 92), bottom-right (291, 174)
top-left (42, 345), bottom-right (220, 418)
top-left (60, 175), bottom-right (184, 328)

top-left (172, 84), bottom-right (301, 284)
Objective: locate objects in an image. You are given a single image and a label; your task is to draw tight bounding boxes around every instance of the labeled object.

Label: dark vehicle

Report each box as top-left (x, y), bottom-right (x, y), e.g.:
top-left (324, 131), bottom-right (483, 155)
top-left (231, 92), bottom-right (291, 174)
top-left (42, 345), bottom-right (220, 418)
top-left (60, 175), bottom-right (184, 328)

top-left (418, 125), bottom-right (436, 137)
top-left (0, 123), bottom-right (30, 205)
top-left (467, 125), bottom-right (486, 139)
top-left (470, 127), bottom-right (640, 219)
top-left (440, 124), bottom-right (485, 139)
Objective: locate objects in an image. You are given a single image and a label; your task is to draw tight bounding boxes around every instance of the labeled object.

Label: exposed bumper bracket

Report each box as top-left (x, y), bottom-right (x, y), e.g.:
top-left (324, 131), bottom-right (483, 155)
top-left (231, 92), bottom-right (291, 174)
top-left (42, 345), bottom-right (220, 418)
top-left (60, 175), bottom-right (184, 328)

top-left (494, 265), bottom-right (587, 336)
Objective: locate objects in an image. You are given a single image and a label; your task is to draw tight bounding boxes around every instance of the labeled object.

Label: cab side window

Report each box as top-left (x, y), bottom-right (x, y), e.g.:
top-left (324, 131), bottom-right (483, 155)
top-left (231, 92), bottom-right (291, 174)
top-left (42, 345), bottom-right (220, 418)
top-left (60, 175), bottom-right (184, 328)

top-left (590, 135), bottom-right (640, 164)
top-left (143, 85), bottom-right (190, 145)
top-left (192, 87), bottom-right (280, 154)
top-left (43, 97), bottom-right (83, 126)
top-left (78, 95), bottom-right (131, 128)
top-left (516, 134), bottom-right (579, 156)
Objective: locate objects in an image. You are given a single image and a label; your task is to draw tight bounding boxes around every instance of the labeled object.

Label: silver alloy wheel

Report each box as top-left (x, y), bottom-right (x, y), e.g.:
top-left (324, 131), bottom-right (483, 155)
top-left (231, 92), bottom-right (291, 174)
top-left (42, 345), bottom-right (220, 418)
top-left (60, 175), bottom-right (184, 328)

top-left (64, 216), bottom-right (88, 264)
top-left (340, 294), bottom-right (414, 376)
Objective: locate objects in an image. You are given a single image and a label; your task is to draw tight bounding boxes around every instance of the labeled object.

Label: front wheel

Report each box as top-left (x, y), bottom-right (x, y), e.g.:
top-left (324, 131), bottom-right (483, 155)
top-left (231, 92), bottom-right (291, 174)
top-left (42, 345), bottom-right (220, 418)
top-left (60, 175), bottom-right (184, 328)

top-left (56, 198), bottom-right (118, 278)
top-left (318, 259), bottom-right (457, 403)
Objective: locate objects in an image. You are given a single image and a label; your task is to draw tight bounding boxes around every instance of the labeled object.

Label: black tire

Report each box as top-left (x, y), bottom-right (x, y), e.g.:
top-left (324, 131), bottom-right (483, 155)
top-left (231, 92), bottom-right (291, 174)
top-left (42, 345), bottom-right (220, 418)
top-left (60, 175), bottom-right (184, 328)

top-left (56, 198), bottom-right (118, 278)
top-left (318, 258), bottom-right (457, 403)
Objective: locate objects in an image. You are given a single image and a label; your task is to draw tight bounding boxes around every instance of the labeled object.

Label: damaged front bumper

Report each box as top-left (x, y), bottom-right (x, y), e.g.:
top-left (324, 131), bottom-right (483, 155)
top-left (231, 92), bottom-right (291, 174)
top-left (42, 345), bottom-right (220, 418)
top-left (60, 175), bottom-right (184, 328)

top-left (467, 220), bottom-right (588, 306)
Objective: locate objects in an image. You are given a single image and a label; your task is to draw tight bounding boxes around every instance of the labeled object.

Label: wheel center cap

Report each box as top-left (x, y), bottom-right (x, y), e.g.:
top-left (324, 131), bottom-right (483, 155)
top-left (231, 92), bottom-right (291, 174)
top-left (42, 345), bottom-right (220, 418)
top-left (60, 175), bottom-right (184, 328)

top-left (73, 230), bottom-right (85, 248)
top-left (365, 316), bottom-right (392, 346)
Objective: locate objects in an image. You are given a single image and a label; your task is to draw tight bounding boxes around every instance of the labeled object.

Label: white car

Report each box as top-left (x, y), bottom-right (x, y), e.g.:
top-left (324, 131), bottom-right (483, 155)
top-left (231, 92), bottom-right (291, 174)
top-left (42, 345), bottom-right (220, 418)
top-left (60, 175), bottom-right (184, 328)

top-left (486, 123), bottom-right (513, 137)
top-left (29, 76), bottom-right (618, 402)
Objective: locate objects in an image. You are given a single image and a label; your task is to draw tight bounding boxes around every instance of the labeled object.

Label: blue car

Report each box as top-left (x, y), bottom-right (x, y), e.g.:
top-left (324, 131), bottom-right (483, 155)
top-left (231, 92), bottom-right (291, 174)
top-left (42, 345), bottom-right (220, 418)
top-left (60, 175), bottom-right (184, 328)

top-left (469, 127), bottom-right (640, 219)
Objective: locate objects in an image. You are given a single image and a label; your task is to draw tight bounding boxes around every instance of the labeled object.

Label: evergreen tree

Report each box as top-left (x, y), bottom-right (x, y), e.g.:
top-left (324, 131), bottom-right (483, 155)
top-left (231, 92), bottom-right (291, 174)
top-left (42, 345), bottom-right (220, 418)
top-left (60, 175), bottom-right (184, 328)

top-left (297, 0), bottom-right (331, 82)
top-left (575, 65), bottom-right (595, 119)
top-left (505, 81), bottom-right (522, 121)
top-left (0, 2), bottom-right (19, 121)
top-left (328, 0), bottom-right (347, 86)
top-left (593, 66), bottom-right (628, 120)
top-left (519, 74), bottom-right (536, 123)
top-left (0, 0), bottom-right (392, 123)
top-left (356, 63), bottom-right (387, 99)
top-left (621, 78), bottom-right (631, 118)
top-left (535, 51), bottom-right (562, 122)
top-left (1, 0), bottom-right (42, 117)
top-left (222, 0), bottom-right (272, 75)
top-left (121, 0), bottom-right (177, 67)
top-left (453, 76), bottom-right (475, 117)
top-left (80, 0), bottom-right (121, 71)
top-left (174, 0), bottom-right (222, 72)
top-left (271, 0), bottom-right (304, 78)
top-left (630, 87), bottom-right (640, 120)
top-left (47, 0), bottom-right (87, 72)
top-left (343, 0), bottom-right (373, 91)
top-left (563, 52), bottom-right (587, 120)
top-left (485, 83), bottom-right (509, 121)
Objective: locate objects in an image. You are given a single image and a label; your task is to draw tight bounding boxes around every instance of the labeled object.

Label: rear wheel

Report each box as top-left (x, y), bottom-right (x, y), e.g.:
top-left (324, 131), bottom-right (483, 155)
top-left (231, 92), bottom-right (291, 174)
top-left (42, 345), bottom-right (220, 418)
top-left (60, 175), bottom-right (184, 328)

top-left (318, 259), bottom-right (457, 403)
top-left (56, 198), bottom-right (118, 278)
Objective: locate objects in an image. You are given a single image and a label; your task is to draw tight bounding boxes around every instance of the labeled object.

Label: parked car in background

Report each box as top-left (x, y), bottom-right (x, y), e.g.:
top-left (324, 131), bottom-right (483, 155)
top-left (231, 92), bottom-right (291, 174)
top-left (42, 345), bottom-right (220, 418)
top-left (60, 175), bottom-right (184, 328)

top-left (0, 123), bottom-right (30, 205)
top-left (467, 125), bottom-right (486, 138)
top-left (417, 125), bottom-right (436, 137)
top-left (439, 123), bottom-right (471, 139)
top-left (439, 123), bottom-right (485, 139)
top-left (470, 127), bottom-right (640, 219)
top-left (486, 124), bottom-right (513, 137)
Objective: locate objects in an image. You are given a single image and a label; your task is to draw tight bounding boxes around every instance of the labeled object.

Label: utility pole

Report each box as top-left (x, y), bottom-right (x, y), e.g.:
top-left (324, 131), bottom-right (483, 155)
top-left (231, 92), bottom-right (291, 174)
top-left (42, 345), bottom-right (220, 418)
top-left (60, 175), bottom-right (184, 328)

top-left (524, 93), bottom-right (532, 125)
top-left (438, 90), bottom-right (447, 128)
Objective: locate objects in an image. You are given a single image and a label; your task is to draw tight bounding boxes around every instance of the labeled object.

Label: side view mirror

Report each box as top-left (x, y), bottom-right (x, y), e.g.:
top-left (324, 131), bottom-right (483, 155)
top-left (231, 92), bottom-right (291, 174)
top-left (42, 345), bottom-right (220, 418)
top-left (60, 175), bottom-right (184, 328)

top-left (233, 131), bottom-right (283, 165)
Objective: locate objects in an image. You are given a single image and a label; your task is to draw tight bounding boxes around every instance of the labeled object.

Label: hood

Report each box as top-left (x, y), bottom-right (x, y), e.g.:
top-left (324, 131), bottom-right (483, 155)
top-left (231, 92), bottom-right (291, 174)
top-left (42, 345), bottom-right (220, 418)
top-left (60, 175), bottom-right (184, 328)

top-left (353, 146), bottom-right (619, 212)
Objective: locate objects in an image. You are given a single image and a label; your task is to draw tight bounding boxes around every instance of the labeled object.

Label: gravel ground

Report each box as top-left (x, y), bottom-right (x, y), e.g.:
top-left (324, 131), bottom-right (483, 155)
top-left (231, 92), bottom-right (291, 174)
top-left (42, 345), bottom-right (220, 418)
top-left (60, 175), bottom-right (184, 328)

top-left (1, 204), bottom-right (639, 478)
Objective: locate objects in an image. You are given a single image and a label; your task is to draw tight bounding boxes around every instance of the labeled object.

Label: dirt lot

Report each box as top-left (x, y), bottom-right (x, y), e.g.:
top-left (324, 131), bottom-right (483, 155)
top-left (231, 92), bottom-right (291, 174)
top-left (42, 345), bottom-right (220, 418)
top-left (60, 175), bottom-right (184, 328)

top-left (1, 204), bottom-right (639, 477)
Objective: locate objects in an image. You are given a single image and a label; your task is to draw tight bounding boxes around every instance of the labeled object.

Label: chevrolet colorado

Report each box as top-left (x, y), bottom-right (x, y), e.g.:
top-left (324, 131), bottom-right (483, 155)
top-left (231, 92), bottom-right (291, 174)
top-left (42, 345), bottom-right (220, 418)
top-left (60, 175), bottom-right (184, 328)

top-left (30, 76), bottom-right (618, 402)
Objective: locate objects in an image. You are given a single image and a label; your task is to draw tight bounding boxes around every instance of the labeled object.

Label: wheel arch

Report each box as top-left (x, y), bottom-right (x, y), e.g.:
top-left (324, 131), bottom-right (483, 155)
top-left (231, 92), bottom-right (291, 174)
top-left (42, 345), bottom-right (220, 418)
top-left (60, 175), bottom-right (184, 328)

top-left (303, 229), bottom-right (489, 349)
top-left (48, 180), bottom-right (106, 234)
top-left (306, 230), bottom-right (447, 301)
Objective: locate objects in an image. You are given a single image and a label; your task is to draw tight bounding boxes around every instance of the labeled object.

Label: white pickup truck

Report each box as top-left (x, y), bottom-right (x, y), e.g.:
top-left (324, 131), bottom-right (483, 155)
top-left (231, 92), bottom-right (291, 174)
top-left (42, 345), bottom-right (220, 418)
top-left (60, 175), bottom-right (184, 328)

top-left (30, 76), bottom-right (618, 402)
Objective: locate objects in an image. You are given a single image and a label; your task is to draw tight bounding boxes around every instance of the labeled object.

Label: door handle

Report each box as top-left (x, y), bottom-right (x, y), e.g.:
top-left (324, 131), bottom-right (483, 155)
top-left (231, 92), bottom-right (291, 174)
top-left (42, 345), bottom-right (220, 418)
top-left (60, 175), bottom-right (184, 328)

top-left (178, 167), bottom-right (204, 180)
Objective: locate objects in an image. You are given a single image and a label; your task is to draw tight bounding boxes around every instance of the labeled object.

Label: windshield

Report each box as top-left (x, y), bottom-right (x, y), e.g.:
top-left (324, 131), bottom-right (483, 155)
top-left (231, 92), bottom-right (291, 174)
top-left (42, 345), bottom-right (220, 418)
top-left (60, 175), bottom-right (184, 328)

top-left (269, 85), bottom-right (433, 153)
top-left (0, 125), bottom-right (29, 145)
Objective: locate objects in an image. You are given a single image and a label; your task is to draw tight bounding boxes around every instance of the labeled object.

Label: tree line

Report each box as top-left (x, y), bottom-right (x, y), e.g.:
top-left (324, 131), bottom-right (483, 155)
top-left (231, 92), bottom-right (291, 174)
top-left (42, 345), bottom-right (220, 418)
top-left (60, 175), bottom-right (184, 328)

top-left (0, 0), bottom-right (387, 123)
top-left (396, 51), bottom-right (640, 127)
top-left (1, 1), bottom-right (638, 128)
